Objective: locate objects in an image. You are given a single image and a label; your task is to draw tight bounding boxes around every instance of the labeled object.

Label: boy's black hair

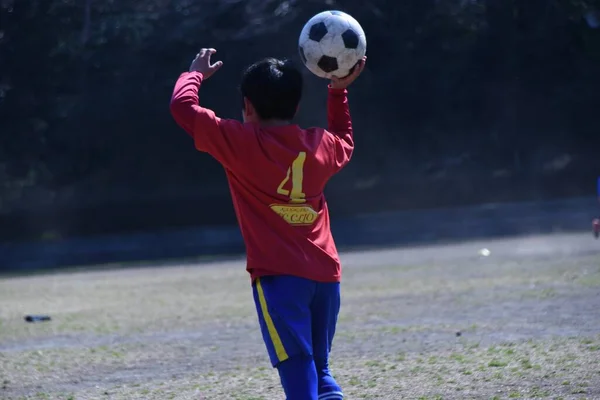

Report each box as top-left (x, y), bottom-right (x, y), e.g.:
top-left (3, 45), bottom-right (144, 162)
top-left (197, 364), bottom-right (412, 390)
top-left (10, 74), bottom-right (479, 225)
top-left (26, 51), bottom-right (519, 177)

top-left (240, 58), bottom-right (303, 121)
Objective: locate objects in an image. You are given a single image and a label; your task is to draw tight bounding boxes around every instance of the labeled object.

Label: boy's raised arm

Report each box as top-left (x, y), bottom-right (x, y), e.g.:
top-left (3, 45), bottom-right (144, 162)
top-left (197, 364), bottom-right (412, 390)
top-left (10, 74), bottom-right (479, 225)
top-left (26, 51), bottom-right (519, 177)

top-left (326, 57), bottom-right (366, 173)
top-left (327, 86), bottom-right (354, 172)
top-left (169, 49), bottom-right (245, 169)
top-left (170, 71), bottom-right (209, 139)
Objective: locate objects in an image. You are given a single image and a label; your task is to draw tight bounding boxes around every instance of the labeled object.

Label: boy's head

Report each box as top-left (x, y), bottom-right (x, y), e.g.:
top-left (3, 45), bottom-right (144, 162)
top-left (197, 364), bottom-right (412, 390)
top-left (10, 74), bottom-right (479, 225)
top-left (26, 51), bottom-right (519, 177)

top-left (240, 58), bottom-right (303, 123)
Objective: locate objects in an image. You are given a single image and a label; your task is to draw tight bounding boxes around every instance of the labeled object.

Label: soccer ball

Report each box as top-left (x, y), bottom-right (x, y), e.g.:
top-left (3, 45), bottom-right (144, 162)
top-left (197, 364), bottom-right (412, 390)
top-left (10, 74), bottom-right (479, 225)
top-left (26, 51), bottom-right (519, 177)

top-left (298, 10), bottom-right (367, 79)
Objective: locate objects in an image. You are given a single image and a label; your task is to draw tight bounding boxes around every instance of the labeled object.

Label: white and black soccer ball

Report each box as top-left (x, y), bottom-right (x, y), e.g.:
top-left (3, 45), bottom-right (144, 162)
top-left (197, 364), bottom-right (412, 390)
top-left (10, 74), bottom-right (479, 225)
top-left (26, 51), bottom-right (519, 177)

top-left (298, 10), bottom-right (367, 79)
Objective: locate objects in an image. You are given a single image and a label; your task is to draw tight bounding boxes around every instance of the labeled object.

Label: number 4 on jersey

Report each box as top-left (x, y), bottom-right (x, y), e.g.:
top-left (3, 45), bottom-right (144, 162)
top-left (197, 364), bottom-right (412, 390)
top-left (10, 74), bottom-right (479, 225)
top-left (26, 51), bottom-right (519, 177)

top-left (277, 152), bottom-right (306, 203)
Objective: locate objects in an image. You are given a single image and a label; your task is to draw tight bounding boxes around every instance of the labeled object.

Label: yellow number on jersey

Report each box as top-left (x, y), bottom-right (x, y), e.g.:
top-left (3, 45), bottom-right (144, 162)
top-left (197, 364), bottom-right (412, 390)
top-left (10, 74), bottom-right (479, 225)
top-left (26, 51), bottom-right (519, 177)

top-left (277, 152), bottom-right (306, 203)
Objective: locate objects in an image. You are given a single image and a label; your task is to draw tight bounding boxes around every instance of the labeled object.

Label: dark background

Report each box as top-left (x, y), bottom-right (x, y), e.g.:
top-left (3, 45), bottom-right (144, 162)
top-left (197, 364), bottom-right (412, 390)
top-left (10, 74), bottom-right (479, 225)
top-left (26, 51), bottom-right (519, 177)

top-left (1, 0), bottom-right (599, 244)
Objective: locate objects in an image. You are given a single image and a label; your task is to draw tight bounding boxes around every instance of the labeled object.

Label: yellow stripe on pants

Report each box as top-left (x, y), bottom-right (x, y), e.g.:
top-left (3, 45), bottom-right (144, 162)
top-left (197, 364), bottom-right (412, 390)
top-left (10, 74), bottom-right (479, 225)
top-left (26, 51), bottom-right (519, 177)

top-left (256, 278), bottom-right (289, 362)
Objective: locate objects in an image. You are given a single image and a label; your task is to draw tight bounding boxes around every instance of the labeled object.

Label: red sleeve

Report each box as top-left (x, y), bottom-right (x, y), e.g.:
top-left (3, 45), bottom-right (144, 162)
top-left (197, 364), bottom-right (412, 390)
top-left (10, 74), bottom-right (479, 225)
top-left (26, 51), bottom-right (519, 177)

top-left (327, 86), bottom-right (354, 172)
top-left (169, 71), bottom-right (245, 168)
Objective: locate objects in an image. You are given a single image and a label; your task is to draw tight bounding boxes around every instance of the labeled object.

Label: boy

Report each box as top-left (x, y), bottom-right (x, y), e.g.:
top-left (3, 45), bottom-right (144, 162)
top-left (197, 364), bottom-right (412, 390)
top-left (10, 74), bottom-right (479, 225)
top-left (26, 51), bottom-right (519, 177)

top-left (170, 48), bottom-right (366, 399)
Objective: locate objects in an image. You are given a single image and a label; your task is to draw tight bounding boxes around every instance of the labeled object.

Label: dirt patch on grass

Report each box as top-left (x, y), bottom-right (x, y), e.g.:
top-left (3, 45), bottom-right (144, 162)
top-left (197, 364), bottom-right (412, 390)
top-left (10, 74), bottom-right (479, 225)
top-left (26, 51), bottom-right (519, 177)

top-left (1, 233), bottom-right (599, 399)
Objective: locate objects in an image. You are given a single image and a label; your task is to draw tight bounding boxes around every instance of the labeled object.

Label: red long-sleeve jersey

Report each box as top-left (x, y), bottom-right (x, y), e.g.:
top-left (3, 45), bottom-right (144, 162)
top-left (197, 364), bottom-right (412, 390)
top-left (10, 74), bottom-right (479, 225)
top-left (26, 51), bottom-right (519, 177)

top-left (170, 71), bottom-right (353, 283)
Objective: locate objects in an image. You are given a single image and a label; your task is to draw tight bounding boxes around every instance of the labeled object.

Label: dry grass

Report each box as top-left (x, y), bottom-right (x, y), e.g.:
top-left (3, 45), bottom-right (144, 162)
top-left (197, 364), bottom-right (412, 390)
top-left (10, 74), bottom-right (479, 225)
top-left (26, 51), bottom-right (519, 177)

top-left (1, 233), bottom-right (599, 399)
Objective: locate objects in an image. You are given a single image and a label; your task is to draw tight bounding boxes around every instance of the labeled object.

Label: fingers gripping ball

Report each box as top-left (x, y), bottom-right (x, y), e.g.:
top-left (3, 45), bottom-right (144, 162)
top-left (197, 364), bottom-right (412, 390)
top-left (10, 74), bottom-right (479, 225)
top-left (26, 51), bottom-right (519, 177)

top-left (298, 10), bottom-right (367, 79)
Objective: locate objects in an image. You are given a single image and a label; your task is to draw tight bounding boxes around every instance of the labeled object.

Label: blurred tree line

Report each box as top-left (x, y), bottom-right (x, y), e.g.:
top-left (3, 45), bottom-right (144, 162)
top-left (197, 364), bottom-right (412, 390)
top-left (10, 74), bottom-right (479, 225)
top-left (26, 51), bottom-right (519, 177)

top-left (1, 0), bottom-right (599, 240)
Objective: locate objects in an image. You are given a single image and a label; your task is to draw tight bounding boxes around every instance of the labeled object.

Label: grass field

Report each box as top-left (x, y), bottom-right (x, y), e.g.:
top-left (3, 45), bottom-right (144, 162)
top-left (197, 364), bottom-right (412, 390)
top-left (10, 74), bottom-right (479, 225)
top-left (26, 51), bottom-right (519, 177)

top-left (1, 233), bottom-right (599, 399)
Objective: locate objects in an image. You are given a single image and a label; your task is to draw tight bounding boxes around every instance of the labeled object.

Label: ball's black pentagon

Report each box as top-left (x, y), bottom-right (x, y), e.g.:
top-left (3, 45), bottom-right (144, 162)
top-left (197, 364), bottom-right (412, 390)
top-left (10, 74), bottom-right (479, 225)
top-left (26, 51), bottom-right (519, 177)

top-left (329, 10), bottom-right (344, 16)
top-left (317, 55), bottom-right (338, 73)
top-left (308, 22), bottom-right (328, 42)
top-left (298, 45), bottom-right (307, 65)
top-left (342, 29), bottom-right (360, 49)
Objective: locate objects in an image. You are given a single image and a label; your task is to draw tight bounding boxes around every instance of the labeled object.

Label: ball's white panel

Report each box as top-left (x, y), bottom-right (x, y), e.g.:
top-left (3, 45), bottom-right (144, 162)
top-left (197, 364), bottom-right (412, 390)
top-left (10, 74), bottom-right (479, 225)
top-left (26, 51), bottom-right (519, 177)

top-left (299, 16), bottom-right (327, 77)
top-left (310, 11), bottom-right (334, 22)
top-left (299, 22), bottom-right (311, 45)
top-left (300, 18), bottom-right (327, 43)
top-left (300, 40), bottom-right (328, 78)
top-left (336, 47), bottom-right (359, 71)
top-left (355, 34), bottom-right (367, 58)
top-left (341, 12), bottom-right (367, 56)
top-left (324, 14), bottom-right (349, 36)
top-left (341, 13), bottom-right (365, 37)
top-left (331, 67), bottom-right (350, 79)
top-left (301, 39), bottom-right (323, 66)
top-left (308, 65), bottom-right (331, 79)
top-left (319, 31), bottom-right (346, 58)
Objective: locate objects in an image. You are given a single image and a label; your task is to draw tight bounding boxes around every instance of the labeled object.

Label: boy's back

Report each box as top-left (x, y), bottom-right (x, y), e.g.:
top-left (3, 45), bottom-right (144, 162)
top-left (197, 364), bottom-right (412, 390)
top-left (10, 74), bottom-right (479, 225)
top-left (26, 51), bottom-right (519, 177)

top-left (170, 59), bottom-right (354, 283)
top-left (170, 50), bottom-right (366, 400)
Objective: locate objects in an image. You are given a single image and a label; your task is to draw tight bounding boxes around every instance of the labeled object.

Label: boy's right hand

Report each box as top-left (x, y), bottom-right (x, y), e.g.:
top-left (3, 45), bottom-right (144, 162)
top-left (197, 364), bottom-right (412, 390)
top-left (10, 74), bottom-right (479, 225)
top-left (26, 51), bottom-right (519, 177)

top-left (189, 48), bottom-right (223, 79)
top-left (330, 56), bottom-right (366, 90)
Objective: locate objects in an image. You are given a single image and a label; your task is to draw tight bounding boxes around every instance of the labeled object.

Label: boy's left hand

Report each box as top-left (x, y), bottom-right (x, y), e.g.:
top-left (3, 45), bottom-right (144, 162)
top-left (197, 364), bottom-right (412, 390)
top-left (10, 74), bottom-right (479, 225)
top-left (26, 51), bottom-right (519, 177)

top-left (189, 48), bottom-right (223, 79)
